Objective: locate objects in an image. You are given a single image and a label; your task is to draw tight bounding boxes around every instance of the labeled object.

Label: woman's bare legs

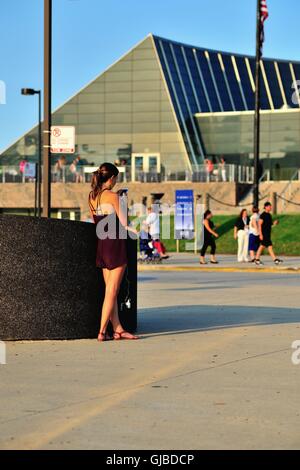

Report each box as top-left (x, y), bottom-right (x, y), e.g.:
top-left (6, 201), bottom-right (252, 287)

top-left (110, 299), bottom-right (121, 332)
top-left (111, 299), bottom-right (138, 339)
top-left (99, 266), bottom-right (138, 340)
top-left (99, 266), bottom-right (126, 336)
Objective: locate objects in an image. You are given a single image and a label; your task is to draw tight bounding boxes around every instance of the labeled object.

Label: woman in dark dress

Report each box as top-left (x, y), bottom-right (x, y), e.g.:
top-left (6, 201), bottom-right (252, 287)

top-left (89, 163), bottom-right (138, 342)
top-left (200, 210), bottom-right (219, 264)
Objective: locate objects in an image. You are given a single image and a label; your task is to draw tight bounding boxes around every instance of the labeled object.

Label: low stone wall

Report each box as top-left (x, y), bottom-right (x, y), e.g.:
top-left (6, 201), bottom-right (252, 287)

top-left (1, 181), bottom-right (300, 217)
top-left (0, 215), bottom-right (137, 340)
top-left (0, 182), bottom-right (238, 218)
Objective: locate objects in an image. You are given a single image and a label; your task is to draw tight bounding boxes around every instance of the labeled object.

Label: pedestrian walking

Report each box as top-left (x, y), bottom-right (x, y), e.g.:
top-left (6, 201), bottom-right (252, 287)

top-left (234, 209), bottom-right (250, 263)
top-left (219, 157), bottom-right (227, 182)
top-left (145, 206), bottom-right (169, 260)
top-left (200, 210), bottom-right (219, 264)
top-left (70, 157), bottom-right (83, 183)
top-left (145, 206), bottom-right (160, 241)
top-left (249, 207), bottom-right (260, 262)
top-left (205, 159), bottom-right (214, 182)
top-left (255, 202), bottom-right (283, 265)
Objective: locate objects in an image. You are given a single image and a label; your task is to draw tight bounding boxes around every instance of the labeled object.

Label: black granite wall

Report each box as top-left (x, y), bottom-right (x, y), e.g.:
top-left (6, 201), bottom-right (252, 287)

top-left (0, 215), bottom-right (137, 340)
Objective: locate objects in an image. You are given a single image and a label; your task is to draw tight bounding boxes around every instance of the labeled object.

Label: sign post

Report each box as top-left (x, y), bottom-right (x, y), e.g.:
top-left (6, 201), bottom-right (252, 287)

top-left (43, 0), bottom-right (52, 218)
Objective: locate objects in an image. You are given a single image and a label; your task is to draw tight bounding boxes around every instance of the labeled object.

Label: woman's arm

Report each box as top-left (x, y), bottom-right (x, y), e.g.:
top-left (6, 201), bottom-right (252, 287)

top-left (234, 226), bottom-right (238, 239)
top-left (259, 219), bottom-right (264, 240)
top-left (89, 209), bottom-right (95, 223)
top-left (88, 195), bottom-right (96, 223)
top-left (110, 193), bottom-right (128, 227)
top-left (110, 193), bottom-right (138, 234)
top-left (204, 219), bottom-right (218, 238)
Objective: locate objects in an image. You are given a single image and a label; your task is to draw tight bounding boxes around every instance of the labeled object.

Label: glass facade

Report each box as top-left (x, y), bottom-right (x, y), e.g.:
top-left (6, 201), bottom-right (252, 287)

top-left (1, 36), bottom-right (188, 173)
top-left (1, 34), bottom-right (300, 174)
top-left (196, 109), bottom-right (300, 175)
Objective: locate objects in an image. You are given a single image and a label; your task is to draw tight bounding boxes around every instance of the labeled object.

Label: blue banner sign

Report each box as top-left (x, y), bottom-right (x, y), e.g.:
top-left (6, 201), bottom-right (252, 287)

top-left (175, 190), bottom-right (194, 240)
top-left (24, 162), bottom-right (36, 178)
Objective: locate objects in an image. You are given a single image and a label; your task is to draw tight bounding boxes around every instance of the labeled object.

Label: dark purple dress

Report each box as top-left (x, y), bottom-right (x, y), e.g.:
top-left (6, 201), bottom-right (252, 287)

top-left (89, 191), bottom-right (127, 270)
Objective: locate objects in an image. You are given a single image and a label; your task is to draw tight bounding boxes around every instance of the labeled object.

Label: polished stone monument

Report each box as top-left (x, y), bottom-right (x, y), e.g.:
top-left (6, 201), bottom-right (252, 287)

top-left (0, 215), bottom-right (137, 340)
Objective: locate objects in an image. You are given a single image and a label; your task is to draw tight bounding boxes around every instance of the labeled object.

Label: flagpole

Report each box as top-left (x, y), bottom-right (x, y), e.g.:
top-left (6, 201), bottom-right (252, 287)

top-left (253, 0), bottom-right (261, 208)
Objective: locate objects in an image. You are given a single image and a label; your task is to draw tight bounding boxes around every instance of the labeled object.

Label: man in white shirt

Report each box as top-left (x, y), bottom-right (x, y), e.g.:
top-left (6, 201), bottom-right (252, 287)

top-left (249, 207), bottom-right (260, 262)
top-left (145, 206), bottom-right (169, 260)
top-left (145, 206), bottom-right (160, 241)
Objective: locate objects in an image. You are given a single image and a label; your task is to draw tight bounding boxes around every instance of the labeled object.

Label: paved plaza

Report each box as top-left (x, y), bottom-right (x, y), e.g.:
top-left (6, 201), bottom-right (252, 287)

top-left (0, 270), bottom-right (300, 450)
top-left (139, 253), bottom-right (300, 272)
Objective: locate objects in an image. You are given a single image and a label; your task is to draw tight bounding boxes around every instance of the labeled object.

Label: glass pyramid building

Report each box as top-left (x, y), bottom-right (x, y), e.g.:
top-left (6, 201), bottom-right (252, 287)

top-left (1, 34), bottom-right (300, 174)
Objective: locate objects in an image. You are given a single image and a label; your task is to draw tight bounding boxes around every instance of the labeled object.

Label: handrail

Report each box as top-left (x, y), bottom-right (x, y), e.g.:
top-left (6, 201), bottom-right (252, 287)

top-left (278, 168), bottom-right (300, 210)
top-left (278, 168), bottom-right (299, 198)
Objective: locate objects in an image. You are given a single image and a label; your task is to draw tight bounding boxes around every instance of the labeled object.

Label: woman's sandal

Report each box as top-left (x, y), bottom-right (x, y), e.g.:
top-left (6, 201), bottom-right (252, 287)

top-left (97, 331), bottom-right (111, 342)
top-left (113, 330), bottom-right (139, 341)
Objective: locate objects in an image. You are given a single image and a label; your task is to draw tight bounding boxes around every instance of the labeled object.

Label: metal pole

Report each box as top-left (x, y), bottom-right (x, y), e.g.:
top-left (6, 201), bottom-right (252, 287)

top-left (253, 0), bottom-right (261, 208)
top-left (194, 194), bottom-right (197, 254)
top-left (43, 0), bottom-right (52, 218)
top-left (38, 91), bottom-right (42, 217)
top-left (34, 163), bottom-right (38, 217)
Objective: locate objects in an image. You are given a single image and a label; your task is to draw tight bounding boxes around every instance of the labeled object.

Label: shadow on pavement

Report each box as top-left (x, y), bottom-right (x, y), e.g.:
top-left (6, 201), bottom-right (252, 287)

top-left (138, 304), bottom-right (300, 337)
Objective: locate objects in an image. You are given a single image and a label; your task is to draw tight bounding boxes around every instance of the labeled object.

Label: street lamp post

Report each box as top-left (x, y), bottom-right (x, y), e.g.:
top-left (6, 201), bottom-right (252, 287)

top-left (43, 0), bottom-right (52, 218)
top-left (21, 88), bottom-right (42, 217)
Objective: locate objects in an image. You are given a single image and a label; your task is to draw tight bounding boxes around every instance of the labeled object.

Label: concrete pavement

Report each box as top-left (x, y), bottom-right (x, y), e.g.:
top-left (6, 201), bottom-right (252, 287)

top-left (0, 271), bottom-right (300, 450)
top-left (138, 253), bottom-right (300, 272)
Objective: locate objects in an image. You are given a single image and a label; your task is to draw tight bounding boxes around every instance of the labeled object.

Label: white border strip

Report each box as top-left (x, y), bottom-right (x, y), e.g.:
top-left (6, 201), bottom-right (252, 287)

top-left (193, 49), bottom-right (213, 112)
top-left (205, 51), bottom-right (224, 111)
top-left (260, 61), bottom-right (274, 110)
top-left (218, 54), bottom-right (235, 110)
top-left (159, 40), bottom-right (197, 166)
top-left (231, 56), bottom-right (248, 110)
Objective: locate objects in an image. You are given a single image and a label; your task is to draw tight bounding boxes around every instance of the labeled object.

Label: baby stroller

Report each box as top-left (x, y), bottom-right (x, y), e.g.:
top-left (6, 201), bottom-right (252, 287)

top-left (138, 231), bottom-right (162, 264)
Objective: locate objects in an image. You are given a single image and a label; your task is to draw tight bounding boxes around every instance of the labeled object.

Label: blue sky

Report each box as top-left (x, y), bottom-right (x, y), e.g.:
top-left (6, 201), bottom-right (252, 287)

top-left (0, 0), bottom-right (299, 153)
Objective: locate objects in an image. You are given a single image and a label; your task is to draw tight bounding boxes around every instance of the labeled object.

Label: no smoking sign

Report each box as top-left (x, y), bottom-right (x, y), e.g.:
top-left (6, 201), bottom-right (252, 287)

top-left (50, 126), bottom-right (75, 154)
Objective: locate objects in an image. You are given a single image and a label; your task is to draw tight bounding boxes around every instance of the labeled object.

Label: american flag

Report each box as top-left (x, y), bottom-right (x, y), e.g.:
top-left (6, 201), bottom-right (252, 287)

top-left (260, 0), bottom-right (269, 56)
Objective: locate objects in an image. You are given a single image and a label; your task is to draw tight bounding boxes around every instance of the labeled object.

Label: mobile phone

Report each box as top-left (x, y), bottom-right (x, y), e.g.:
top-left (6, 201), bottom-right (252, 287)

top-left (118, 188), bottom-right (128, 197)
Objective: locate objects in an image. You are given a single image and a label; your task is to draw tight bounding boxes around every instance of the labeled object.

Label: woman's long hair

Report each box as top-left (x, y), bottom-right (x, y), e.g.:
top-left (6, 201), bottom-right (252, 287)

top-left (90, 163), bottom-right (119, 200)
top-left (204, 210), bottom-right (212, 219)
top-left (239, 208), bottom-right (247, 219)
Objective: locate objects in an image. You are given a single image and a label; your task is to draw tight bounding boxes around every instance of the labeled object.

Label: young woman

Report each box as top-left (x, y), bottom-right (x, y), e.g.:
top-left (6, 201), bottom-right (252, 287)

top-left (200, 210), bottom-right (219, 265)
top-left (234, 209), bottom-right (250, 263)
top-left (249, 207), bottom-right (260, 262)
top-left (88, 163), bottom-right (138, 342)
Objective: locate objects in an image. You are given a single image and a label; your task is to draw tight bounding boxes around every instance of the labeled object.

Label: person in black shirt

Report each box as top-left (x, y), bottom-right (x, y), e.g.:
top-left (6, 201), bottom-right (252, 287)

top-left (200, 210), bottom-right (219, 264)
top-left (255, 202), bottom-right (283, 265)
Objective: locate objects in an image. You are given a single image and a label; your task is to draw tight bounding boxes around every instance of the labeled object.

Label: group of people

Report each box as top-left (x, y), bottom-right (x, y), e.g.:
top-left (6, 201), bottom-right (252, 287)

top-left (205, 157), bottom-right (227, 182)
top-left (200, 202), bottom-right (283, 266)
top-left (53, 156), bottom-right (84, 183)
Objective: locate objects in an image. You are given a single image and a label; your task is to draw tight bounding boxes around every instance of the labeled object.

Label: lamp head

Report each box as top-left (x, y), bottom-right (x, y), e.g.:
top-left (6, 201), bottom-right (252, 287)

top-left (21, 88), bottom-right (38, 96)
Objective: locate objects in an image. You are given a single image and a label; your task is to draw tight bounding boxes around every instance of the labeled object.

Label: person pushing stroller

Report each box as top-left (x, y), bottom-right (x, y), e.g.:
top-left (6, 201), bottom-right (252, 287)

top-left (145, 207), bottom-right (169, 260)
top-left (139, 222), bottom-right (161, 263)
